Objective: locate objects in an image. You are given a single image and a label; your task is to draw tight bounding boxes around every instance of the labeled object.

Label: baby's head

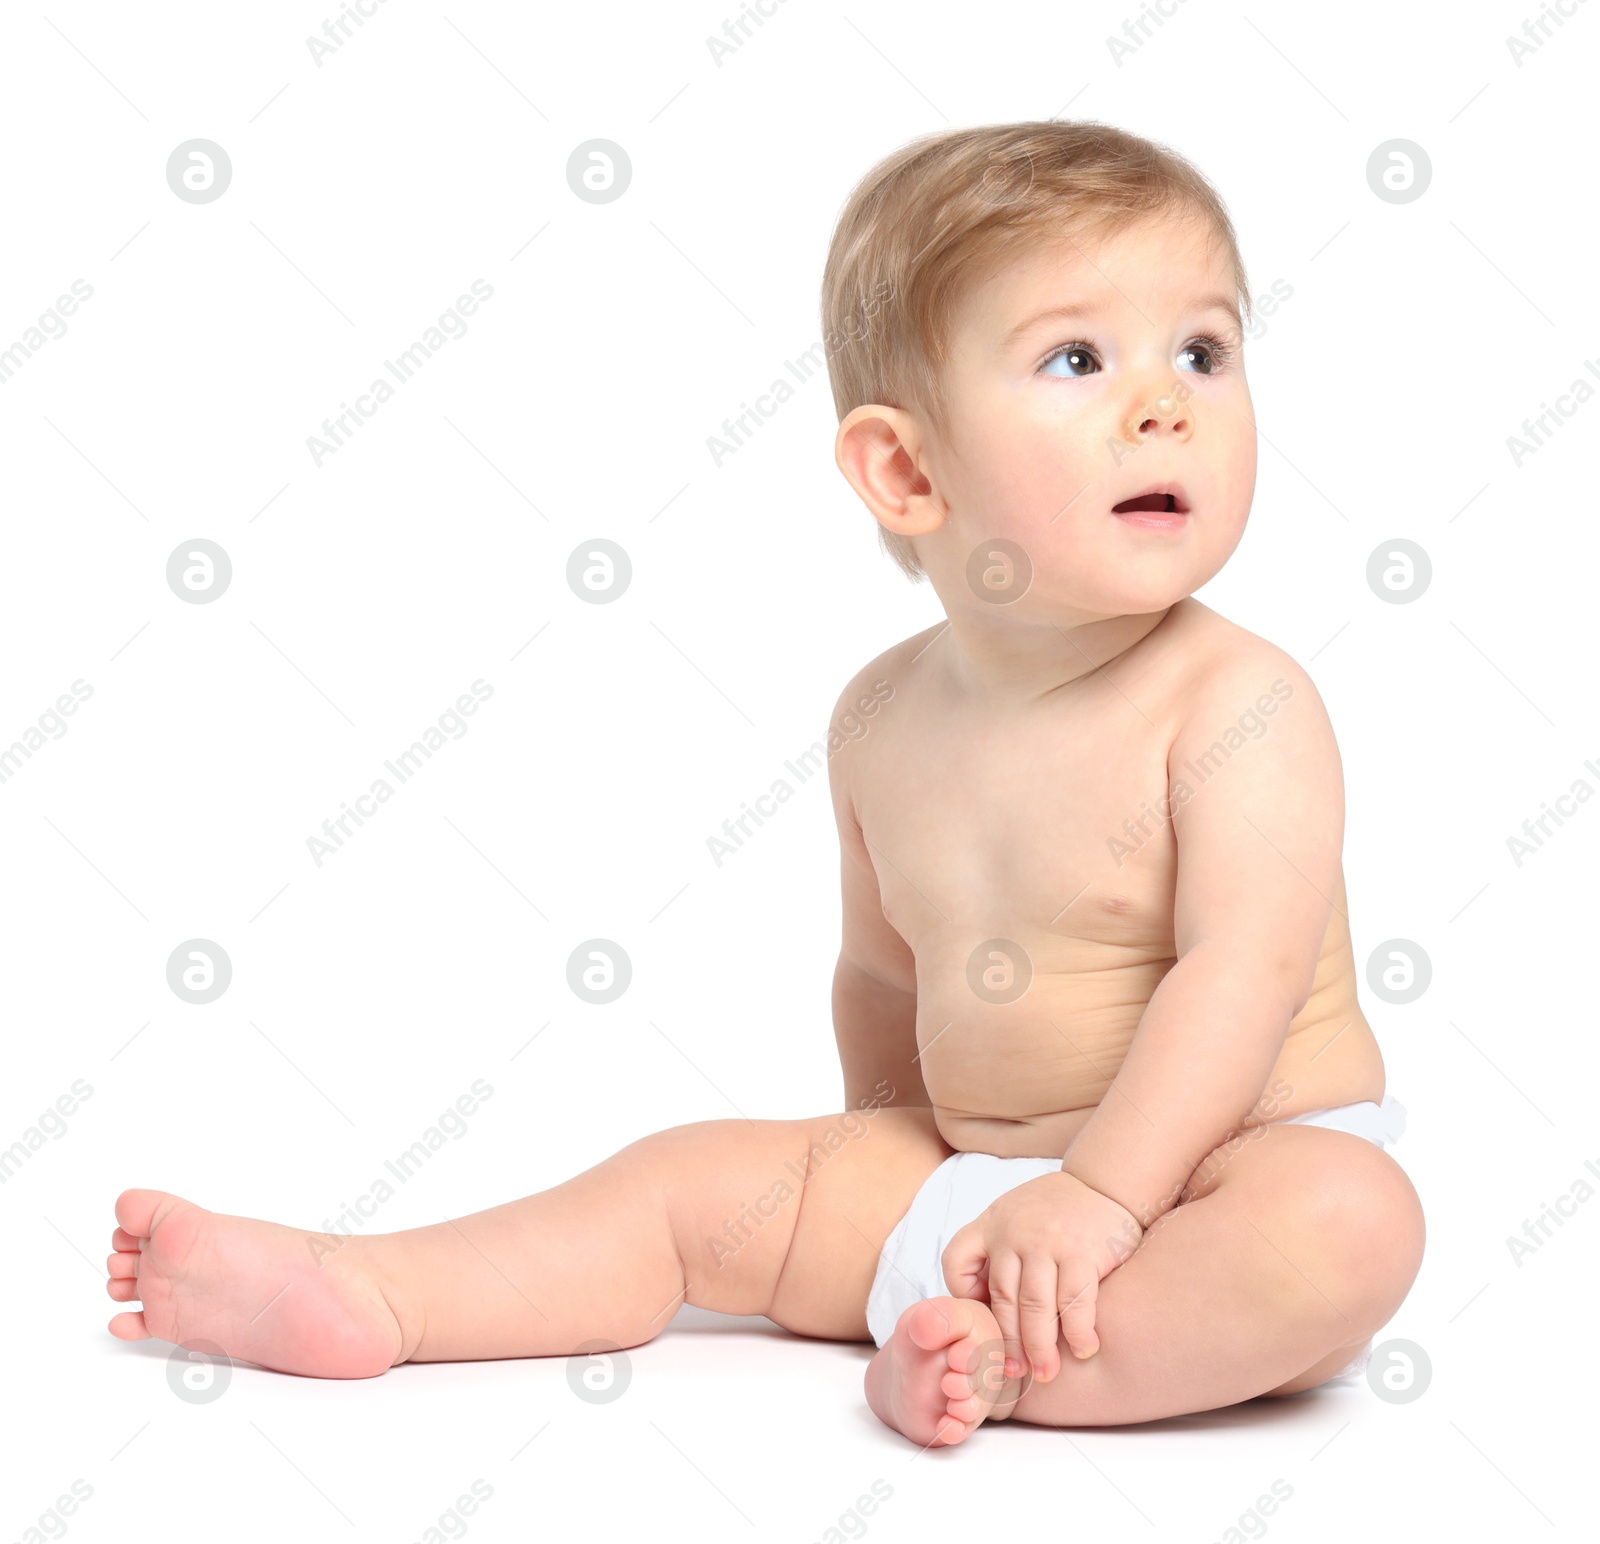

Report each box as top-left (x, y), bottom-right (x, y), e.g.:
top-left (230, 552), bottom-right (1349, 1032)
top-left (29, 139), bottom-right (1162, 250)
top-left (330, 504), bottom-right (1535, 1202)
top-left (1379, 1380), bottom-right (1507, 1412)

top-left (822, 121), bottom-right (1257, 623)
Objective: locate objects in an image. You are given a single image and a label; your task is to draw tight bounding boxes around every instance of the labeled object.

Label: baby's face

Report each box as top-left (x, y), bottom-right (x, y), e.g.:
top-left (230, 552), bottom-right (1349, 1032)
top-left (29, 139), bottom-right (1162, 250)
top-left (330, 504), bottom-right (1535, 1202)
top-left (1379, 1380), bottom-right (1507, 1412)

top-left (925, 210), bottom-right (1256, 617)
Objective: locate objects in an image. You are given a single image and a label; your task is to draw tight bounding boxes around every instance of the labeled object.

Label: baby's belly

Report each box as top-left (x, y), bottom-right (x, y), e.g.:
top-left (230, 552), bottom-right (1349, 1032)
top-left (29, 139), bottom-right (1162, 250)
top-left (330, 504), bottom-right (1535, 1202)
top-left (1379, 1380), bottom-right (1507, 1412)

top-left (916, 957), bottom-right (1385, 1160)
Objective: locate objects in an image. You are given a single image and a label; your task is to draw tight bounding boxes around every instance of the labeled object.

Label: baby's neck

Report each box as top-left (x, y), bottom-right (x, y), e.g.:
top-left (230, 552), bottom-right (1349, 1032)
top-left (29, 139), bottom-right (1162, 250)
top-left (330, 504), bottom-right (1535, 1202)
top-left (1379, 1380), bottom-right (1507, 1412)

top-left (932, 602), bottom-right (1179, 703)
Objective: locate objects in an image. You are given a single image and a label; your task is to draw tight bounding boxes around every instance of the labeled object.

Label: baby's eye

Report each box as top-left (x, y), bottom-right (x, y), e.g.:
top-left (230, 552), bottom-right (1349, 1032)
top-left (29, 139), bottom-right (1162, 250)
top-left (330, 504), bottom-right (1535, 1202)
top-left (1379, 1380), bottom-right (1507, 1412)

top-left (1040, 344), bottom-right (1100, 379)
top-left (1177, 335), bottom-right (1234, 375)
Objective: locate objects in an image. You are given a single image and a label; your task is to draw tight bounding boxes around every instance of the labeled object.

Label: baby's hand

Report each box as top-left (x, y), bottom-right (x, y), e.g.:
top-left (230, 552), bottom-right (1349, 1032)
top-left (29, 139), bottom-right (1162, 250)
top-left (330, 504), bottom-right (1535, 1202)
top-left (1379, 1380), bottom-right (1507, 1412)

top-left (941, 1170), bottom-right (1144, 1381)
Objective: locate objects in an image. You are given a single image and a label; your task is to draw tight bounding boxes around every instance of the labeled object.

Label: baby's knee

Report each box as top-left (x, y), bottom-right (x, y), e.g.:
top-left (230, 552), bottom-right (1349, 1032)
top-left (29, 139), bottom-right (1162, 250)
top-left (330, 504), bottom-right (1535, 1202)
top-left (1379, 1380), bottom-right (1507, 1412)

top-left (1289, 1142), bottom-right (1425, 1324)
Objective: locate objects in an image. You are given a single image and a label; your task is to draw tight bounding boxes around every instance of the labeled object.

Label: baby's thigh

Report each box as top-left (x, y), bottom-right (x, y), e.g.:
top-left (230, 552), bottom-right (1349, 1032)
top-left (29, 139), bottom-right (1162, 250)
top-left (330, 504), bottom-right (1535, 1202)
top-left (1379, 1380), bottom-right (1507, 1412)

top-left (1165, 1121), bottom-right (1424, 1325)
top-left (761, 1105), bottom-right (952, 1342)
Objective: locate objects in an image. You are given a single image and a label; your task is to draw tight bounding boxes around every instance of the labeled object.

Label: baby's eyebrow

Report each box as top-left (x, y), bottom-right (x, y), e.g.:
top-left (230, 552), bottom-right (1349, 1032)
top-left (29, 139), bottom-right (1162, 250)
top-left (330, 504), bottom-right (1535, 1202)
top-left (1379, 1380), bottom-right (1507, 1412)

top-left (1003, 292), bottom-right (1242, 347)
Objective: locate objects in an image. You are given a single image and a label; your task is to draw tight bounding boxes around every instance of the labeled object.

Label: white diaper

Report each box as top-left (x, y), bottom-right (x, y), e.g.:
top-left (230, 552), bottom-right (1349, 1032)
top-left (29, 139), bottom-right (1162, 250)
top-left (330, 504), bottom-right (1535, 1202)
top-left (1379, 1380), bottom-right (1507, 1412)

top-left (864, 1093), bottom-right (1408, 1349)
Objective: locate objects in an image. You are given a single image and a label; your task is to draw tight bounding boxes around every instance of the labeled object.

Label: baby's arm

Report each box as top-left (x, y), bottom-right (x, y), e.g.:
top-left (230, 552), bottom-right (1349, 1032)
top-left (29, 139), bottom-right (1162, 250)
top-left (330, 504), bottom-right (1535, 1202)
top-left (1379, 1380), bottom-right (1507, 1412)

top-left (827, 675), bottom-right (930, 1112)
top-left (1059, 645), bottom-right (1343, 1226)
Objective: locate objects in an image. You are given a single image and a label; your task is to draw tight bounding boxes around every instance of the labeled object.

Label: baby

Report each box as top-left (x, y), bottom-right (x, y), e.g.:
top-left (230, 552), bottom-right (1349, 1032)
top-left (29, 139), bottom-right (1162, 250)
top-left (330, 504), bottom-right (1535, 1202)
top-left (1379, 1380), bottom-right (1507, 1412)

top-left (104, 120), bottom-right (1424, 1448)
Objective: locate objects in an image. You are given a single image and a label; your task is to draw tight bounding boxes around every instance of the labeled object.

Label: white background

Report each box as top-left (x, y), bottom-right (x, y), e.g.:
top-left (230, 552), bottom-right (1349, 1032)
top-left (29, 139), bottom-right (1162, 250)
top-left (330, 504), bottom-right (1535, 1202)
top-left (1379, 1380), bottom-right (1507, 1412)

top-left (2, 1), bottom-right (1594, 1540)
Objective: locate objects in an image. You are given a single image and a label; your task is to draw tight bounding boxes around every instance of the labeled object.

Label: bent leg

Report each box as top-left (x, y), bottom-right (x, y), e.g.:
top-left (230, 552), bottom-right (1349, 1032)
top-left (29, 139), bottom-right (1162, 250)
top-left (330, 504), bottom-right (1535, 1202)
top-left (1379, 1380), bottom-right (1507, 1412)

top-left (989, 1124), bottom-right (1424, 1427)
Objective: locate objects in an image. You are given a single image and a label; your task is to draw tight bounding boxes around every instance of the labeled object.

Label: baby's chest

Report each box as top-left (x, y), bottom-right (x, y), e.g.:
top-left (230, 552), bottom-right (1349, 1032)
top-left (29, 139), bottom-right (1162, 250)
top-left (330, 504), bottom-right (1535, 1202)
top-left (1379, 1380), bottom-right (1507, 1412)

top-left (856, 720), bottom-right (1180, 944)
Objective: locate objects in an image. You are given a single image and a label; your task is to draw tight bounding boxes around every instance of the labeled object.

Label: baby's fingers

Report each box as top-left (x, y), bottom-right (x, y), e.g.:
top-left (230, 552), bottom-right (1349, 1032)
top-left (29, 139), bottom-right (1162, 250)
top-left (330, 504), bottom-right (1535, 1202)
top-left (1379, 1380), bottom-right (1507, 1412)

top-left (1017, 1257), bottom-right (1062, 1382)
top-left (1058, 1264), bottom-right (1101, 1361)
top-left (940, 1222), bottom-right (990, 1301)
top-left (983, 1250), bottom-right (1026, 1380)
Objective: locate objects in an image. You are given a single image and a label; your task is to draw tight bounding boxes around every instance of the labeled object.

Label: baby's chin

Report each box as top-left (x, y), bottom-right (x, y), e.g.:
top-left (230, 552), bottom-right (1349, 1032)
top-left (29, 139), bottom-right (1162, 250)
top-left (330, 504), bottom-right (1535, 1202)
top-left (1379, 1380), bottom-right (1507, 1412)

top-left (1024, 568), bottom-right (1210, 621)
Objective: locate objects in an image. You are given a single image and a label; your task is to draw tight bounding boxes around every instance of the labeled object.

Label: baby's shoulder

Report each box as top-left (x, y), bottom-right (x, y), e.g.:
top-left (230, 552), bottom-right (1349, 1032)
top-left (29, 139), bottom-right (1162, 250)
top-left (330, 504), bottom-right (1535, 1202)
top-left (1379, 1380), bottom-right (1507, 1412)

top-left (1165, 600), bottom-right (1332, 730)
top-left (827, 623), bottom-right (944, 717)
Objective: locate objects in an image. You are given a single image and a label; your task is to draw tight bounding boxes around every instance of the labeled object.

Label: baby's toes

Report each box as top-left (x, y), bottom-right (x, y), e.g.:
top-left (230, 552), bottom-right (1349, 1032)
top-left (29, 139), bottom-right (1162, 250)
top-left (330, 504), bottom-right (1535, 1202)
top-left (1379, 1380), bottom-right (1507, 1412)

top-left (940, 1371), bottom-right (985, 1423)
top-left (113, 1189), bottom-right (167, 1239)
top-left (112, 1227), bottom-right (142, 1253)
top-left (106, 1251), bottom-right (140, 1302)
top-left (944, 1334), bottom-right (1015, 1420)
top-left (937, 1350), bottom-right (977, 1416)
top-left (940, 1350), bottom-right (997, 1418)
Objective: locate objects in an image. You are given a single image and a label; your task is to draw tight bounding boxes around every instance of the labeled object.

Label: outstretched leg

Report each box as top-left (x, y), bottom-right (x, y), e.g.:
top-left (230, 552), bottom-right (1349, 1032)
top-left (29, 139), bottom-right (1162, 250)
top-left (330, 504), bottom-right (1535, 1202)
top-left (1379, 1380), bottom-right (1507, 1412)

top-left (105, 1105), bottom-right (952, 1377)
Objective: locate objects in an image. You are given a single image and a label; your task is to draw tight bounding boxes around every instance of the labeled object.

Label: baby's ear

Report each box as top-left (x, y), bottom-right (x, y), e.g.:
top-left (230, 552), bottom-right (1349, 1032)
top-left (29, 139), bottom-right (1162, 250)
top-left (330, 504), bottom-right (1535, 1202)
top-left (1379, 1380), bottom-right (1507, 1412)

top-left (834, 405), bottom-right (948, 538)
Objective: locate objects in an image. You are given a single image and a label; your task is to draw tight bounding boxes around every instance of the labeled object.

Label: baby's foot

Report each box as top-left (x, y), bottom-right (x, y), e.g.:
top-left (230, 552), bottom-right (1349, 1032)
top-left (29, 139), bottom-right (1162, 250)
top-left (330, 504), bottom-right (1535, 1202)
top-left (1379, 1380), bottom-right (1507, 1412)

top-left (863, 1295), bottom-right (1026, 1447)
top-left (105, 1189), bottom-right (403, 1379)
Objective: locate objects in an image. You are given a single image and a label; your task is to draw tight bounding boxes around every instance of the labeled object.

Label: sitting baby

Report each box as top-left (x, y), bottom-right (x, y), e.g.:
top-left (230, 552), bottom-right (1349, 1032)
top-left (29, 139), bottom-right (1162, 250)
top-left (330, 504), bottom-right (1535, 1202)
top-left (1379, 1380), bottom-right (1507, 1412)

top-left (104, 117), bottom-right (1424, 1449)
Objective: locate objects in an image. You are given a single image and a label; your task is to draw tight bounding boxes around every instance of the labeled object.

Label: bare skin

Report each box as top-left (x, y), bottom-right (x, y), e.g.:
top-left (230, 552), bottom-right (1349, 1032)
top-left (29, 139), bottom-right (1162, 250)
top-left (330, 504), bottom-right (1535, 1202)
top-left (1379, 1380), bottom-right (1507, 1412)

top-left (828, 600), bottom-right (1387, 1156)
top-left (822, 208), bottom-right (1425, 1426)
top-left (106, 210), bottom-right (1425, 1446)
top-left (108, 1110), bottom-right (1417, 1444)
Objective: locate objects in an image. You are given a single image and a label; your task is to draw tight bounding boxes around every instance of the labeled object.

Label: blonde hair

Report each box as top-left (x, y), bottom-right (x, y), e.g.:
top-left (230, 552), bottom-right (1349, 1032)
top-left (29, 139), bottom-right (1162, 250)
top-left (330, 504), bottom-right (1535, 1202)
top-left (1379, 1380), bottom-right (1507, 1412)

top-left (819, 119), bottom-right (1251, 582)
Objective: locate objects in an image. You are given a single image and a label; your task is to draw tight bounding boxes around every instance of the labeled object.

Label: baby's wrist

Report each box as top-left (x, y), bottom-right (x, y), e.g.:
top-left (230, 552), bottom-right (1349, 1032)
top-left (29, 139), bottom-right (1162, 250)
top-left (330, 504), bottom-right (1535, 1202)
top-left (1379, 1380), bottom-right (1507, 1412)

top-left (1059, 1166), bottom-right (1144, 1230)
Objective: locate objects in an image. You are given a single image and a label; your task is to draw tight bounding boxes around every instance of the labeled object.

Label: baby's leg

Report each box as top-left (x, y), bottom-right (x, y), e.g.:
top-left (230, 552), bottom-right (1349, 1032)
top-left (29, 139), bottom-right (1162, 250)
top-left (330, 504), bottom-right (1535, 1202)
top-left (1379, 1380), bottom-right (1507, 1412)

top-left (105, 1106), bottom-right (952, 1377)
top-left (974, 1122), bottom-right (1425, 1428)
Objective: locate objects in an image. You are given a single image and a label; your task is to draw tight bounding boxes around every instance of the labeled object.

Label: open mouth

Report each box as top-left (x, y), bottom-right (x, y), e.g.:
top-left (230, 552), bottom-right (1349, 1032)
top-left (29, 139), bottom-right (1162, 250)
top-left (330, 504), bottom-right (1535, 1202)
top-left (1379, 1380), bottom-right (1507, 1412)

top-left (1112, 483), bottom-right (1190, 516)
